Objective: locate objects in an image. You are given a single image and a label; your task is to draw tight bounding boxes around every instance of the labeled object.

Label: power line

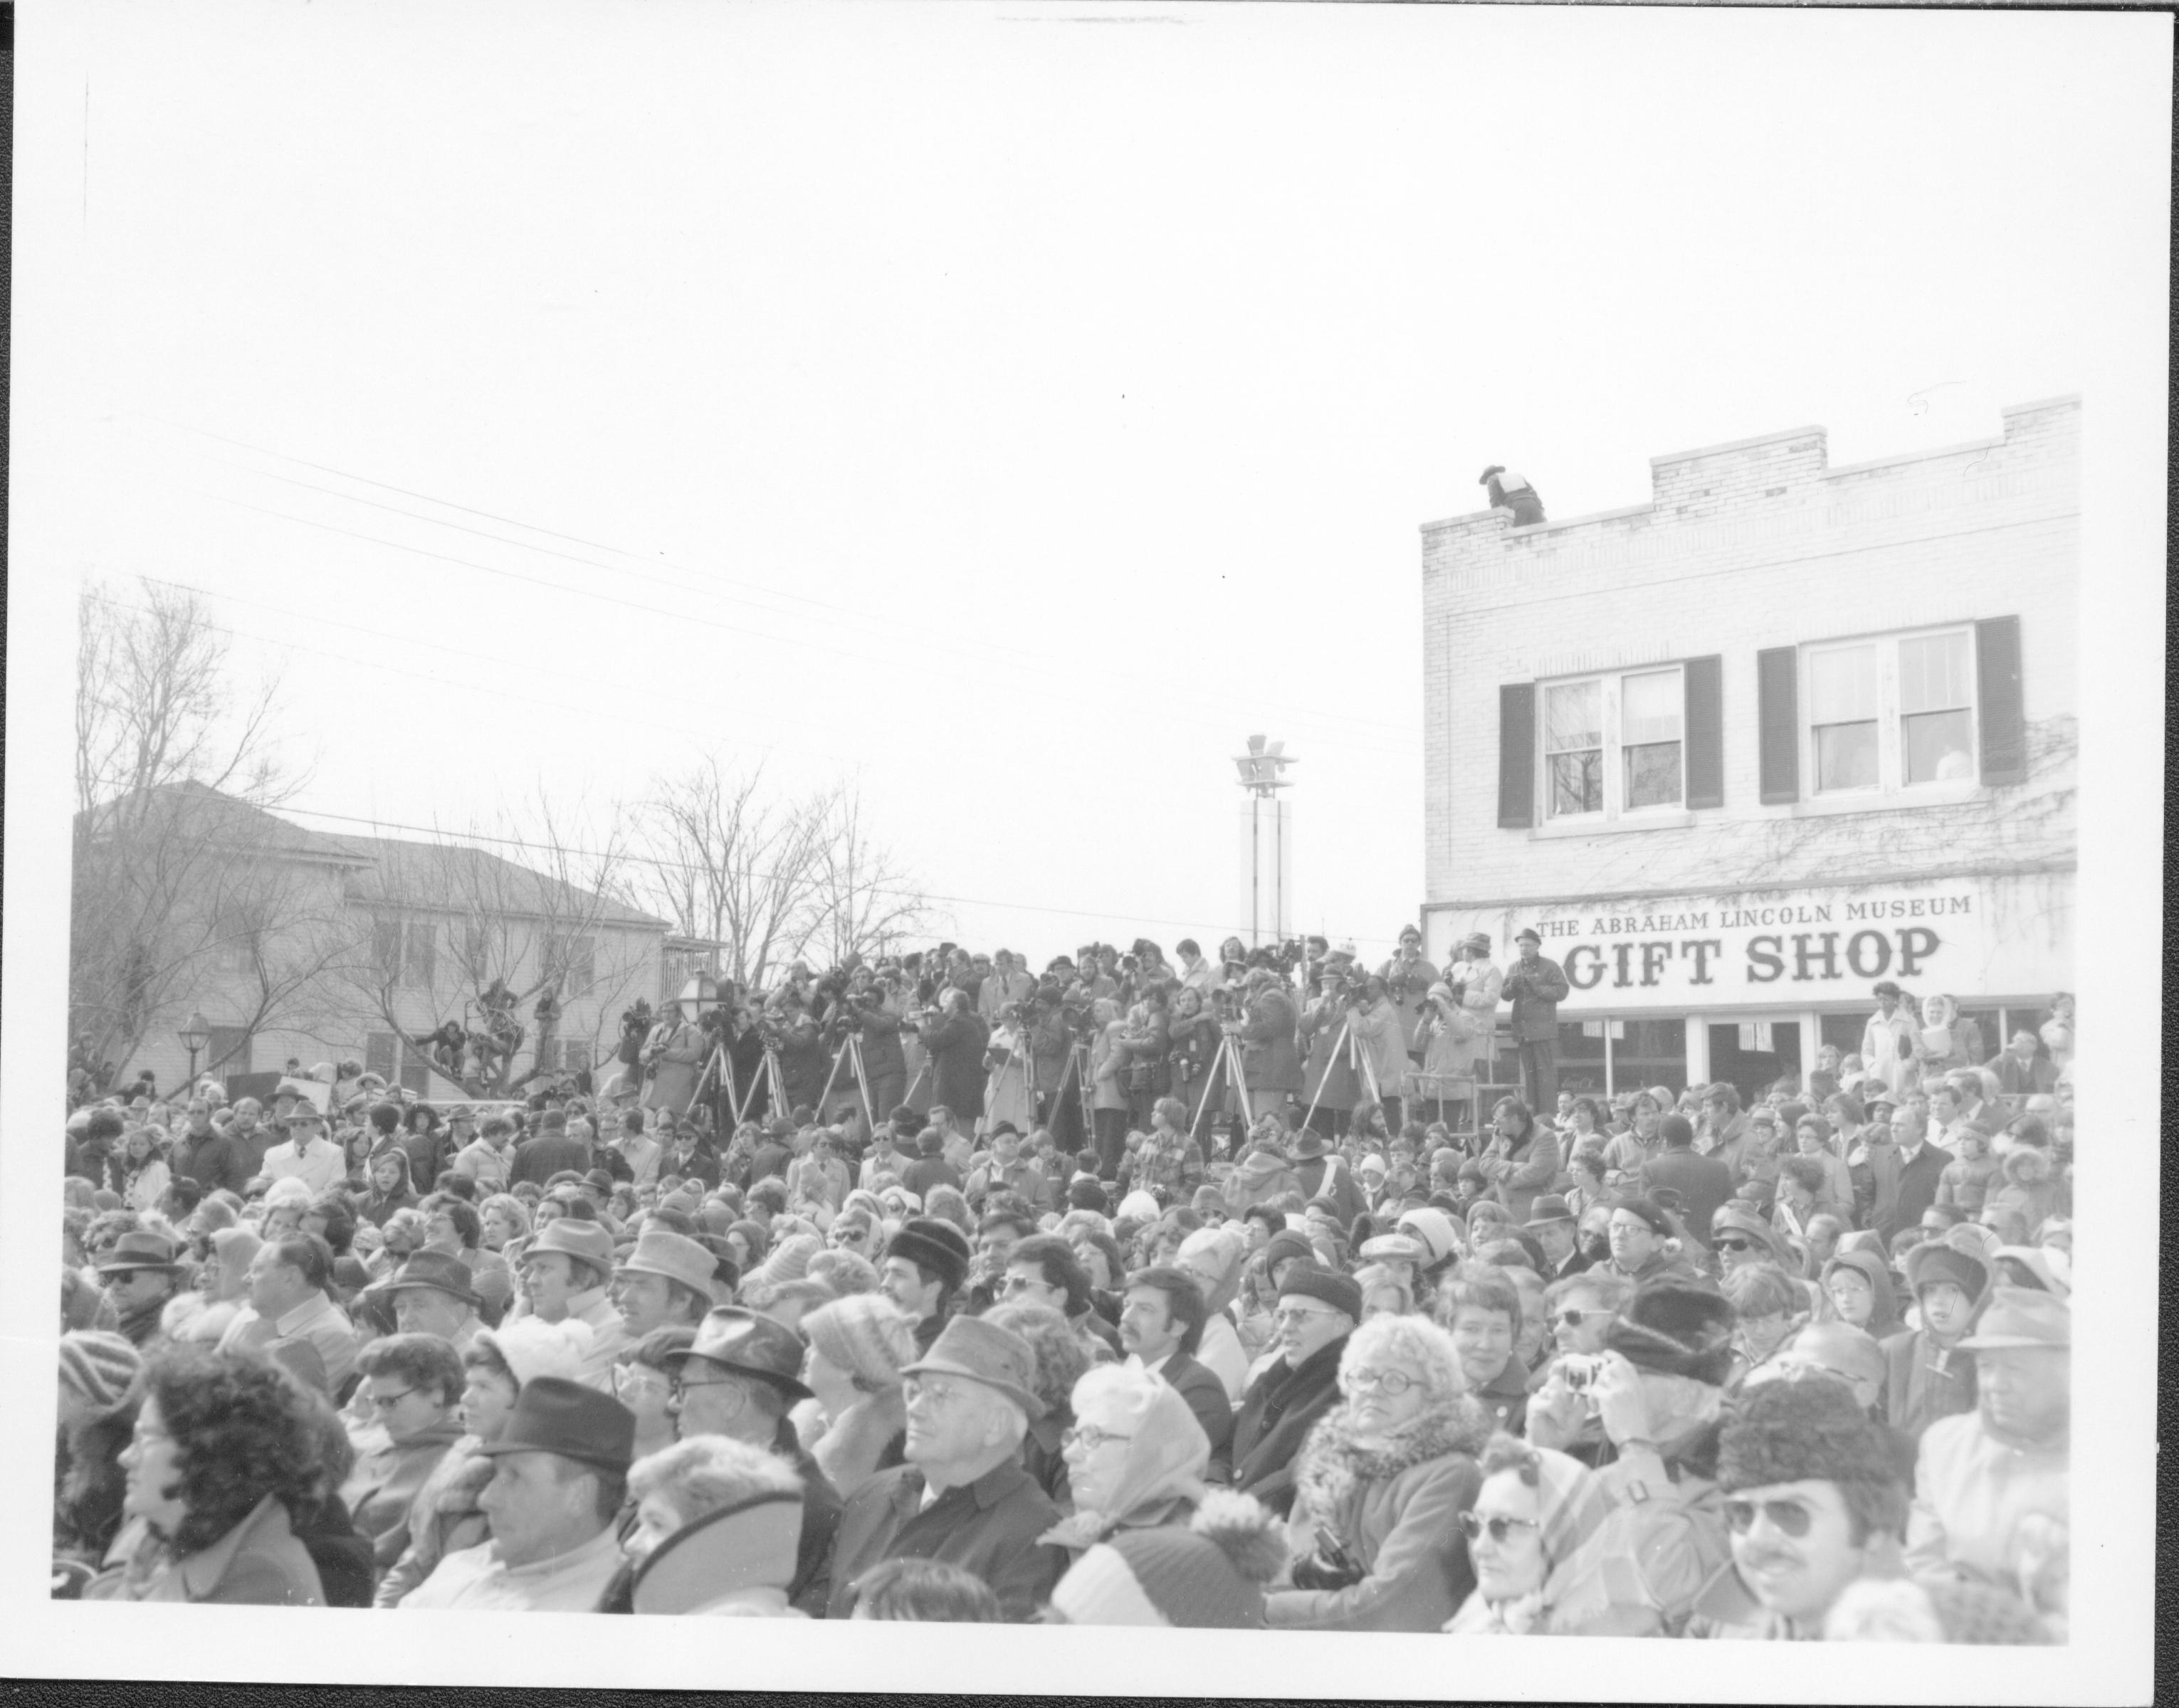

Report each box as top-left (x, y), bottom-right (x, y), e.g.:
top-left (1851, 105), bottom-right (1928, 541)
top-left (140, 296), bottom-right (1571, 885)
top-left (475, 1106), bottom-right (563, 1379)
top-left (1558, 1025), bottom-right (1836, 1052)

top-left (157, 411), bottom-right (1424, 746)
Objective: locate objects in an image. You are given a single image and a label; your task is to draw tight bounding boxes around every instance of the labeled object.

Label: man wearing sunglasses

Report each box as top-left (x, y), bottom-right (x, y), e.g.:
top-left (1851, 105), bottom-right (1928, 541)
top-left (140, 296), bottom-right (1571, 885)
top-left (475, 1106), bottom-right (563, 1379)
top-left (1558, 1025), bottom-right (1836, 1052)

top-left (1686, 1375), bottom-right (1909, 1640)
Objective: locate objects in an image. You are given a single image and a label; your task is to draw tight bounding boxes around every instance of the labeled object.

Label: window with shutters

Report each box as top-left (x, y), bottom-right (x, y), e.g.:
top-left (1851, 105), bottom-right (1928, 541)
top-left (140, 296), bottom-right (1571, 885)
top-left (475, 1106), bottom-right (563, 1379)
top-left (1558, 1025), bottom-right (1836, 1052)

top-left (1802, 626), bottom-right (1977, 797)
top-left (1538, 665), bottom-right (1684, 820)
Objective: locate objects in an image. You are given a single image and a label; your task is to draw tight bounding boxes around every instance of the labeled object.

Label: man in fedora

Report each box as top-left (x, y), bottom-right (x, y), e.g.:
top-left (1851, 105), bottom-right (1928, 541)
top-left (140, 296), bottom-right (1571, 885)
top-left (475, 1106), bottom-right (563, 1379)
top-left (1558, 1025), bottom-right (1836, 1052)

top-left (1904, 1287), bottom-right (2069, 1603)
top-left (379, 1249), bottom-right (487, 1354)
top-left (516, 1219), bottom-right (626, 1387)
top-left (399, 1376), bottom-right (636, 1611)
top-left (826, 1314), bottom-right (1065, 1620)
top-left (258, 1104), bottom-right (345, 1195)
top-left (98, 1230), bottom-right (187, 1351)
top-left (1500, 927), bottom-right (1569, 1114)
top-left (1291, 1126), bottom-right (1369, 1229)
top-left (662, 1306), bottom-right (841, 1615)
top-left (613, 1229), bottom-right (723, 1342)
top-left (1523, 1193), bottom-right (1591, 1283)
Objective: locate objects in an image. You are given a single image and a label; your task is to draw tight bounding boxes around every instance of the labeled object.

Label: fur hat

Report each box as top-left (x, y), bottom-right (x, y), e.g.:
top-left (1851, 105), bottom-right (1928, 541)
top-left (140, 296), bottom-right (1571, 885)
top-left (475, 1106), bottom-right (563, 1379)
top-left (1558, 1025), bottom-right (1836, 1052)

top-left (1605, 1280), bottom-right (1735, 1385)
top-left (476, 1317), bottom-right (596, 1389)
top-left (1718, 1373), bottom-right (1900, 1499)
top-left (1049, 1490), bottom-right (1283, 1626)
top-left (885, 1217), bottom-right (971, 1292)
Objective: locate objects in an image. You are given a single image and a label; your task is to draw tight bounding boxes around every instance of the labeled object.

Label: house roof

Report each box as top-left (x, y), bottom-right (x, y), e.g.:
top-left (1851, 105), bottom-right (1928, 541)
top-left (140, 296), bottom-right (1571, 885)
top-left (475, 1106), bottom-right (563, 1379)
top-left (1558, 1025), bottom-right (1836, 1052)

top-left (329, 833), bottom-right (668, 930)
top-left (81, 782), bottom-right (668, 930)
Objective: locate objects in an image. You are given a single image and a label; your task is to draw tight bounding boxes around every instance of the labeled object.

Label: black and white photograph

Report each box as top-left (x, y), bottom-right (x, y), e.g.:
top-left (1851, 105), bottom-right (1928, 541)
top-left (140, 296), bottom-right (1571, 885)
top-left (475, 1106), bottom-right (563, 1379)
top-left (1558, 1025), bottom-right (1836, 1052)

top-left (1, 1), bottom-right (2163, 1699)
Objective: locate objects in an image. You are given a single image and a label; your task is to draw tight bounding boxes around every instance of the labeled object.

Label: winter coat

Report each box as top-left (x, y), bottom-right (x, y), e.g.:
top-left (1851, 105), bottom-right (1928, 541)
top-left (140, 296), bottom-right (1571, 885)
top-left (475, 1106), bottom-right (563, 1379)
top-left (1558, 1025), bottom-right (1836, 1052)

top-left (1478, 1126), bottom-right (1562, 1224)
top-left (826, 1458), bottom-right (1066, 1621)
top-left (86, 1494), bottom-right (325, 1606)
top-left (921, 1012), bottom-right (989, 1120)
top-left (1846, 1132), bottom-right (1904, 1239)
top-left (1936, 1150), bottom-right (1999, 1216)
top-left (374, 1436), bottom-right (492, 1608)
top-left (1985, 1146), bottom-right (2065, 1234)
top-left (1239, 988), bottom-right (1305, 1095)
top-left (1089, 1023), bottom-right (1131, 1114)
top-left (809, 1391), bottom-right (908, 1503)
top-left (1501, 953), bottom-right (1570, 1044)
top-left (641, 1021), bottom-right (707, 1117)
top-left (1638, 1145), bottom-right (1736, 1245)
top-left (1346, 1000), bottom-right (1411, 1102)
top-left (359, 1151), bottom-right (421, 1228)
top-left (342, 1420), bottom-right (467, 1573)
top-left (1115, 1010), bottom-right (1173, 1097)
top-left (1230, 1334), bottom-right (1349, 1518)
top-left (1299, 995), bottom-right (1360, 1114)
top-left (1862, 1008), bottom-right (1918, 1096)
top-left (1891, 1141), bottom-right (1955, 1233)
top-left (1268, 1397), bottom-right (1488, 1632)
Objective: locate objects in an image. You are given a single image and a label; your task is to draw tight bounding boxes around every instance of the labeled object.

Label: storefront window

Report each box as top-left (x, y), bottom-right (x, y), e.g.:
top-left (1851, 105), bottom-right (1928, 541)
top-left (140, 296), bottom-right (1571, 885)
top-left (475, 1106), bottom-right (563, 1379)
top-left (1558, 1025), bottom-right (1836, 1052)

top-left (1555, 1017), bottom-right (1687, 1097)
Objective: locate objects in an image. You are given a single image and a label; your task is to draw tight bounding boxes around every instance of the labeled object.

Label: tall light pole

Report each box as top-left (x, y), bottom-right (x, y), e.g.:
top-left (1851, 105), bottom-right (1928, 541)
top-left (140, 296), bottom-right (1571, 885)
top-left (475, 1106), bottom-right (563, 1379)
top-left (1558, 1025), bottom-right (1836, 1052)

top-left (1232, 734), bottom-right (1296, 947)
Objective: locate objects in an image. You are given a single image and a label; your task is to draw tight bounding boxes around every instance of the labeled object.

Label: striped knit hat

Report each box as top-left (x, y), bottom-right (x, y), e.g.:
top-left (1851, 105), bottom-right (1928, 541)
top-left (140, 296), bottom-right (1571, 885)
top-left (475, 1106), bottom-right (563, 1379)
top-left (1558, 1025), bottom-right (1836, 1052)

top-left (1050, 1490), bottom-right (1283, 1627)
top-left (802, 1293), bottom-right (918, 1391)
top-left (59, 1330), bottom-right (142, 1416)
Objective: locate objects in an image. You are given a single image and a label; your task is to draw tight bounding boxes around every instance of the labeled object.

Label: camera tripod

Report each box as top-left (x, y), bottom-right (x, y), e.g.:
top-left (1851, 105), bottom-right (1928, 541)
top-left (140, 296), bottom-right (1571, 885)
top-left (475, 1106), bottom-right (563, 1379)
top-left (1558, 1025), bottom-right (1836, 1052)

top-left (1299, 1016), bottom-right (1385, 1134)
top-left (686, 1038), bottom-right (741, 1134)
top-left (1185, 1030), bottom-right (1253, 1156)
top-left (1046, 1036), bottom-right (1096, 1151)
top-left (814, 1032), bottom-right (881, 1142)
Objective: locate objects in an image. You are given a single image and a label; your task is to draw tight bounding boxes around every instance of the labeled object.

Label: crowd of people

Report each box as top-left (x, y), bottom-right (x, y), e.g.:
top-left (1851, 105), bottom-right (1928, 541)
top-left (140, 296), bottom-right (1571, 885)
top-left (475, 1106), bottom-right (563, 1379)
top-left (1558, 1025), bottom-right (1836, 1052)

top-left (53, 927), bottom-right (2074, 1643)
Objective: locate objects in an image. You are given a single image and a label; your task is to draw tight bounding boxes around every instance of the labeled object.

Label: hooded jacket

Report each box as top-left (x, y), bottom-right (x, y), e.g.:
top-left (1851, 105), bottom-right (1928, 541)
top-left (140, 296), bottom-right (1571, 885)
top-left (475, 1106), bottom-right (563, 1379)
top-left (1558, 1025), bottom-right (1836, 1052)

top-left (1267, 1395), bottom-right (1490, 1632)
top-left (1881, 1243), bottom-right (1991, 1446)
top-left (1985, 1146), bottom-right (2065, 1235)
top-left (1935, 1144), bottom-right (1999, 1216)
top-left (1821, 1248), bottom-right (1906, 1341)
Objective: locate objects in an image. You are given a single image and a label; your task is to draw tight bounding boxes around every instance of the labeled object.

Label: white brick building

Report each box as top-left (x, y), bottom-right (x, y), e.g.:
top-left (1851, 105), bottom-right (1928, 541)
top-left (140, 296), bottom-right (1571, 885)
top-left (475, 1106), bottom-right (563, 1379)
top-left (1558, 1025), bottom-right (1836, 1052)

top-left (1418, 396), bottom-right (2078, 1100)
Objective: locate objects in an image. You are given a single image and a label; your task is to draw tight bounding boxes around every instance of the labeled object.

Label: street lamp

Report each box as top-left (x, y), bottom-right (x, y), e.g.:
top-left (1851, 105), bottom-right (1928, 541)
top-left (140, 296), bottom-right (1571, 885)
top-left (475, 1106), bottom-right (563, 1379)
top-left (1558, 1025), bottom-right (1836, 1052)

top-left (678, 974), bottom-right (724, 1023)
top-left (177, 1009), bottom-right (212, 1087)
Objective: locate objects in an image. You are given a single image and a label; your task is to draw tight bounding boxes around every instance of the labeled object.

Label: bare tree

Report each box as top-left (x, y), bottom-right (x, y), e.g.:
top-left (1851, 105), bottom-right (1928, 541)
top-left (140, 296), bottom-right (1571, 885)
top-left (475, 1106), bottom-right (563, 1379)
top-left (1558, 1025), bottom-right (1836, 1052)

top-left (70, 579), bottom-right (308, 1088)
top-left (323, 796), bottom-right (654, 1096)
top-left (804, 783), bottom-right (936, 966)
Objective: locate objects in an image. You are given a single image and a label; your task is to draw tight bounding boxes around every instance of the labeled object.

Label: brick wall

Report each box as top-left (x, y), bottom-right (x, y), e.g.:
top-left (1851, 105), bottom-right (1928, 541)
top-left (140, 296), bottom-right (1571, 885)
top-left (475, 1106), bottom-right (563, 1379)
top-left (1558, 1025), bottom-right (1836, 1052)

top-left (1419, 396), bottom-right (2079, 911)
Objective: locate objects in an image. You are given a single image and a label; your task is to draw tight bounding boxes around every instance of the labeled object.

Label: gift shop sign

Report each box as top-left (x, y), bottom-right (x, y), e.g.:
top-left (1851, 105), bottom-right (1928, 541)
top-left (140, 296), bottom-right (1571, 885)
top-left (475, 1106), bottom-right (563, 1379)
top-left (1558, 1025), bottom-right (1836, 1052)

top-left (1427, 877), bottom-right (2062, 1012)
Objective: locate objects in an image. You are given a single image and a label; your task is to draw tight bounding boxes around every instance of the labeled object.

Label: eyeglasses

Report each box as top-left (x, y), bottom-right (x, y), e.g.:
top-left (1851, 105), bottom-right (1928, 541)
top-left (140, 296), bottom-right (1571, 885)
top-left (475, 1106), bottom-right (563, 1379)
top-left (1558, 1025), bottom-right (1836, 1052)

top-left (1061, 1424), bottom-right (1133, 1453)
top-left (1554, 1308), bottom-right (1612, 1329)
top-left (902, 1377), bottom-right (972, 1408)
top-left (1345, 1367), bottom-right (1417, 1396)
top-left (1272, 1305), bottom-right (1343, 1327)
top-left (612, 1367), bottom-right (670, 1401)
top-left (668, 1374), bottom-right (743, 1401)
top-left (1000, 1275), bottom-right (1055, 1297)
top-left (1457, 1512), bottom-right (1540, 1544)
top-left (1723, 1497), bottom-right (1815, 1539)
top-left (367, 1388), bottom-right (419, 1410)
top-left (1713, 1237), bottom-right (1756, 1255)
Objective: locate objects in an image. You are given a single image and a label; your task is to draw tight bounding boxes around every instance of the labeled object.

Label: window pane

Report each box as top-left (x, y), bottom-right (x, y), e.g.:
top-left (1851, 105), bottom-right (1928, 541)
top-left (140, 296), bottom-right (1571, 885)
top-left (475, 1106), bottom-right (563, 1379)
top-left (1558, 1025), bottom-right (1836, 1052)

top-left (1622, 670), bottom-right (1682, 744)
top-left (1624, 740), bottom-right (1683, 808)
top-left (1904, 708), bottom-right (1975, 783)
top-left (1549, 749), bottom-right (1602, 816)
top-left (1544, 680), bottom-right (1602, 753)
top-left (1899, 631), bottom-right (1971, 715)
top-left (1815, 720), bottom-right (1879, 791)
top-left (1807, 646), bottom-right (1877, 724)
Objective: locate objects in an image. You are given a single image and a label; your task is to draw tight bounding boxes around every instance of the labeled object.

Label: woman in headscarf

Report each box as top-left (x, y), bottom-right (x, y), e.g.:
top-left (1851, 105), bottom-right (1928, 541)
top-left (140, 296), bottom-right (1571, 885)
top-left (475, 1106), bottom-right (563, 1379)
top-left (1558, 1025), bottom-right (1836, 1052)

top-left (1442, 1433), bottom-right (1604, 1633)
top-left (1820, 1248), bottom-right (1906, 1341)
top-left (1910, 992), bottom-right (1984, 1076)
top-left (1041, 1365), bottom-right (1210, 1556)
top-left (1266, 1313), bottom-right (1491, 1632)
top-left (797, 1293), bottom-right (918, 1499)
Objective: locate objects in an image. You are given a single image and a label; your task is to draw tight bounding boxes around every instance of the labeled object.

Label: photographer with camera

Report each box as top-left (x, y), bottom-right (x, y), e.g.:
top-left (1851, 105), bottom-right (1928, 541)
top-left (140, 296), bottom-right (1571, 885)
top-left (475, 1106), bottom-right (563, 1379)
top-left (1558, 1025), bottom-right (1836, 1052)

top-left (639, 998), bottom-right (706, 1122)
top-left (1377, 927), bottom-right (1440, 1065)
top-left (1299, 963), bottom-right (1362, 1139)
top-left (1115, 989), bottom-right (1172, 1134)
top-left (1229, 969), bottom-right (1303, 1127)
top-left (915, 988), bottom-right (989, 1132)
top-left (1165, 986), bottom-right (1225, 1139)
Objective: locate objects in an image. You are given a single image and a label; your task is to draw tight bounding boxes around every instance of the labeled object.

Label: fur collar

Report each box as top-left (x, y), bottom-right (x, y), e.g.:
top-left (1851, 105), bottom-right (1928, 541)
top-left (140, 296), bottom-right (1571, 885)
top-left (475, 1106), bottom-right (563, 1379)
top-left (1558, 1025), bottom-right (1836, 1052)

top-left (1293, 1394), bottom-right (1492, 1527)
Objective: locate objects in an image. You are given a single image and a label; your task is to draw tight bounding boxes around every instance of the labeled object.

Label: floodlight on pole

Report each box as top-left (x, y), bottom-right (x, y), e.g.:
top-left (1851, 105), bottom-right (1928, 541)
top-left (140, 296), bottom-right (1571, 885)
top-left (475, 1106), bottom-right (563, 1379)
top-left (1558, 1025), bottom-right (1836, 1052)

top-left (1233, 736), bottom-right (1296, 946)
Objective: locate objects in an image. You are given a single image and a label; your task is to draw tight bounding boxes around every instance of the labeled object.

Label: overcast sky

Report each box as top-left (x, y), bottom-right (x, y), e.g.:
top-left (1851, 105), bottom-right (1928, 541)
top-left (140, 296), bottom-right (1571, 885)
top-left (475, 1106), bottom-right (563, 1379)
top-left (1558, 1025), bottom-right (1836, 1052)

top-left (13, 4), bottom-right (2159, 973)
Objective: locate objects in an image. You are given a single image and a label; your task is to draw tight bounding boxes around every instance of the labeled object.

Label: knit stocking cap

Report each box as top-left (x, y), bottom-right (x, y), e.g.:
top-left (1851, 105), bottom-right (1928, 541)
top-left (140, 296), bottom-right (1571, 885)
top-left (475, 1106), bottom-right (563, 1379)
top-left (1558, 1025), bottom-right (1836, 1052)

top-left (61, 1329), bottom-right (143, 1415)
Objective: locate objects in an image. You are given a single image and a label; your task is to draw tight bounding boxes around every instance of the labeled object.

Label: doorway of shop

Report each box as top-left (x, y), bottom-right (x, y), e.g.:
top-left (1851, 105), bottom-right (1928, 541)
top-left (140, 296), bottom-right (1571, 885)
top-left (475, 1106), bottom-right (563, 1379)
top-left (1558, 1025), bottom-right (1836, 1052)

top-left (1706, 1020), bottom-right (1803, 1109)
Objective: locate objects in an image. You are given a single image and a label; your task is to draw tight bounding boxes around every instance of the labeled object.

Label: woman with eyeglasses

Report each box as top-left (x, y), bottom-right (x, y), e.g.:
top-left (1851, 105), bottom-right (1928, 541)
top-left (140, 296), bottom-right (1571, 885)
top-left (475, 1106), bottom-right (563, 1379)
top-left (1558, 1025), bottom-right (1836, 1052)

top-left (340, 1333), bottom-right (467, 1579)
top-left (1264, 1312), bottom-right (1488, 1632)
top-left (1442, 1433), bottom-right (1601, 1633)
top-left (1039, 1364), bottom-right (1209, 1558)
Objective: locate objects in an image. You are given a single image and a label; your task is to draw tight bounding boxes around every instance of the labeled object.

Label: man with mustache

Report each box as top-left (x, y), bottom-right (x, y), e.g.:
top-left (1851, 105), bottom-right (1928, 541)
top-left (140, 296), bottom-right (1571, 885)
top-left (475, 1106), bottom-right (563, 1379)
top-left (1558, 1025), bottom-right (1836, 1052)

top-left (1685, 1374), bottom-right (1911, 1640)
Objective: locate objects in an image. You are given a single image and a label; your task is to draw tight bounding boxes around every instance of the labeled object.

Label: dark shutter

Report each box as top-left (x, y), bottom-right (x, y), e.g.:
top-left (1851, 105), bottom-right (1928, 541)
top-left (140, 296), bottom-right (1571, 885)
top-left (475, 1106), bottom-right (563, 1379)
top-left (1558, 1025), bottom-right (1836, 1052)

top-left (1975, 616), bottom-right (2026, 786)
top-left (1497, 683), bottom-right (1536, 828)
top-left (1682, 655), bottom-right (1723, 810)
top-left (1757, 647), bottom-right (1800, 804)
